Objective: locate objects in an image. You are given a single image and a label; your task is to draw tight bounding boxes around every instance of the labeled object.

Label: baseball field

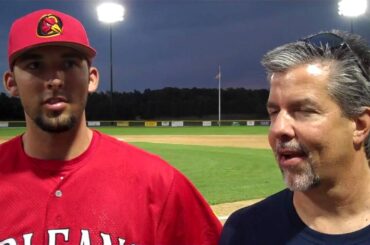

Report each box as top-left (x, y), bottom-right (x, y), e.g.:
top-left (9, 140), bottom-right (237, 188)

top-left (0, 126), bottom-right (285, 220)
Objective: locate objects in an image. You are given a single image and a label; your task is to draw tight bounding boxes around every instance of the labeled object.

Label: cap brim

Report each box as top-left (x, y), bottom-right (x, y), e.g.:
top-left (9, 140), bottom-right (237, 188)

top-left (9, 42), bottom-right (96, 68)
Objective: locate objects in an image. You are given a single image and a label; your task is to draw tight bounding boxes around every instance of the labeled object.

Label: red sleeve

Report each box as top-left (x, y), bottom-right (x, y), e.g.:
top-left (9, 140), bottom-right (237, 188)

top-left (156, 169), bottom-right (222, 245)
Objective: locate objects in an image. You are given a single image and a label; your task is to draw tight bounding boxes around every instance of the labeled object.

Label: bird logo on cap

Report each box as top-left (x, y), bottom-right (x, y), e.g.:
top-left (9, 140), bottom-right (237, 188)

top-left (37, 14), bottom-right (63, 37)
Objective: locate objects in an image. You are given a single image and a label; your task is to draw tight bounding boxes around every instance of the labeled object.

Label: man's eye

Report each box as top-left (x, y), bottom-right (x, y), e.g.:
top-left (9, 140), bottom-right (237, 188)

top-left (301, 108), bottom-right (318, 114)
top-left (295, 109), bottom-right (318, 118)
top-left (27, 62), bottom-right (40, 70)
top-left (268, 109), bottom-right (279, 118)
top-left (64, 60), bottom-right (76, 68)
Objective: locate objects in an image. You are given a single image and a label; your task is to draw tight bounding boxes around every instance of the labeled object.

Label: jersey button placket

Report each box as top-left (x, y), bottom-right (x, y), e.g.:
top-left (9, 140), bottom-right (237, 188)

top-left (55, 189), bottom-right (63, 198)
top-left (47, 176), bottom-right (66, 228)
top-left (55, 176), bottom-right (64, 197)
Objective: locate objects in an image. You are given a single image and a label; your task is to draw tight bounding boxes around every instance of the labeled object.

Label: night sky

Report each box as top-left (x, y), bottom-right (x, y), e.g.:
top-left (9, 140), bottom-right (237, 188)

top-left (0, 0), bottom-right (369, 93)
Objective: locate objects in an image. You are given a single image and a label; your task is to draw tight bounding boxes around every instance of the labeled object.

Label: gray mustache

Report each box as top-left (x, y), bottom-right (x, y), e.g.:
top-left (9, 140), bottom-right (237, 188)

top-left (276, 141), bottom-right (306, 153)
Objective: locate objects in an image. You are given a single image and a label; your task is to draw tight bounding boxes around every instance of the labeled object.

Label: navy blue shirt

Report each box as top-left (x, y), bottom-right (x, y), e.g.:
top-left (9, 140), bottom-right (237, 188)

top-left (220, 189), bottom-right (370, 245)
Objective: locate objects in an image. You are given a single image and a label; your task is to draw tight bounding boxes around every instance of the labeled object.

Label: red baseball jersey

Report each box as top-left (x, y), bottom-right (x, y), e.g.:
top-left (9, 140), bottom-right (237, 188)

top-left (0, 130), bottom-right (221, 245)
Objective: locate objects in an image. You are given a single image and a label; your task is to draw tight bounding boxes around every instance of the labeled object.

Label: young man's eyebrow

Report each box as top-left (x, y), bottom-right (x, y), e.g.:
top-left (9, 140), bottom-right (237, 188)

top-left (16, 52), bottom-right (85, 63)
top-left (61, 52), bottom-right (85, 59)
top-left (16, 53), bottom-right (42, 62)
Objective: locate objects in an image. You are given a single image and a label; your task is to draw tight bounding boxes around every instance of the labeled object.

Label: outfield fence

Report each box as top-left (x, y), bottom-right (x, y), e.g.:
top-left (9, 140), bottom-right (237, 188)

top-left (0, 120), bottom-right (271, 128)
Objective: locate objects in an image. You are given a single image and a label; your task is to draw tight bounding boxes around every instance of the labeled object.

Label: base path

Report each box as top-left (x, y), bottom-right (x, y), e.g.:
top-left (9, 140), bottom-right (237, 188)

top-left (118, 135), bottom-right (270, 149)
top-left (211, 198), bottom-right (264, 223)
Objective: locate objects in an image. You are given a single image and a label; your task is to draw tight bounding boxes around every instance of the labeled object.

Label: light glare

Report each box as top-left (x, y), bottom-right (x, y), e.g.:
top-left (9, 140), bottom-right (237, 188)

top-left (338, 0), bottom-right (367, 17)
top-left (307, 64), bottom-right (324, 76)
top-left (97, 2), bottom-right (125, 23)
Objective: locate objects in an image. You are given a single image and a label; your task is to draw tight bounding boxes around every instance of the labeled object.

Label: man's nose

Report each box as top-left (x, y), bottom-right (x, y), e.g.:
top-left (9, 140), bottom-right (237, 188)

top-left (46, 70), bottom-right (64, 90)
top-left (269, 111), bottom-right (295, 140)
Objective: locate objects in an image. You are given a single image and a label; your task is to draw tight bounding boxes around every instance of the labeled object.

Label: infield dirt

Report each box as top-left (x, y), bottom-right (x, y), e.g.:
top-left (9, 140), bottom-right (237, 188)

top-left (118, 135), bottom-right (270, 149)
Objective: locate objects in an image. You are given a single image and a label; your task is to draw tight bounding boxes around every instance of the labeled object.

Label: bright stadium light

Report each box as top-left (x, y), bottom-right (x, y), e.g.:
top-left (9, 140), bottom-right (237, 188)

top-left (338, 0), bottom-right (367, 33)
top-left (96, 2), bottom-right (125, 121)
top-left (338, 0), bottom-right (367, 17)
top-left (97, 2), bottom-right (125, 23)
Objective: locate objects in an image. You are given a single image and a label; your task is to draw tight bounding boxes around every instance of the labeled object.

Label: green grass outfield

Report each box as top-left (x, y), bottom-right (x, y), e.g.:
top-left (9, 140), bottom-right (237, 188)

top-left (0, 126), bottom-right (284, 204)
top-left (0, 126), bottom-right (269, 137)
top-left (132, 142), bottom-right (284, 205)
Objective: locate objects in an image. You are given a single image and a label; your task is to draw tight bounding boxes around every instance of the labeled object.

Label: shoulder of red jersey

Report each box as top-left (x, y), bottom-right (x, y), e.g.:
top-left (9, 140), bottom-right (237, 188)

top-left (0, 135), bottom-right (22, 156)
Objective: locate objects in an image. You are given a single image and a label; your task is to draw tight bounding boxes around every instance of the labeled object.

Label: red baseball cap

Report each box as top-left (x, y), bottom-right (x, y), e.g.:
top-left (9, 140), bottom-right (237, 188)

top-left (8, 9), bottom-right (96, 67)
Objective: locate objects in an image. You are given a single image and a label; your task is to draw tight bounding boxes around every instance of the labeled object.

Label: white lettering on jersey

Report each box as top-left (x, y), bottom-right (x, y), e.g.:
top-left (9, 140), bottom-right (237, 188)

top-left (80, 230), bottom-right (90, 245)
top-left (101, 233), bottom-right (112, 245)
top-left (0, 229), bottom-right (134, 245)
top-left (48, 229), bottom-right (69, 245)
top-left (23, 233), bottom-right (33, 245)
top-left (0, 238), bottom-right (16, 245)
top-left (119, 239), bottom-right (135, 245)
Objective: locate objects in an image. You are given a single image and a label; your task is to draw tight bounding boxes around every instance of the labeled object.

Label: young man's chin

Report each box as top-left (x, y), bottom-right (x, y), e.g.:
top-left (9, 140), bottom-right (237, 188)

top-left (35, 115), bottom-right (77, 133)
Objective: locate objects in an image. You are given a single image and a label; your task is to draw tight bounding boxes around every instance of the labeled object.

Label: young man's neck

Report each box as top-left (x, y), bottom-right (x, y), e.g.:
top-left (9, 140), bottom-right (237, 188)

top-left (22, 116), bottom-right (93, 161)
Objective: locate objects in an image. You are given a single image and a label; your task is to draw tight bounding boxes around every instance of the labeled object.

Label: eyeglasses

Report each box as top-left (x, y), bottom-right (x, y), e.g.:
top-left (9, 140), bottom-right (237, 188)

top-left (301, 32), bottom-right (369, 81)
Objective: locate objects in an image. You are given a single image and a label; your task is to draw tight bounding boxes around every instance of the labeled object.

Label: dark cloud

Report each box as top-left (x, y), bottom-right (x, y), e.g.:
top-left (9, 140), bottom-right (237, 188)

top-left (0, 0), bottom-right (368, 92)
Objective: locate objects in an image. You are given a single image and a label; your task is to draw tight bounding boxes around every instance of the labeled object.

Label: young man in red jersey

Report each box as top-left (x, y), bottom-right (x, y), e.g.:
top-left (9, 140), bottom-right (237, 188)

top-left (0, 9), bottom-right (221, 244)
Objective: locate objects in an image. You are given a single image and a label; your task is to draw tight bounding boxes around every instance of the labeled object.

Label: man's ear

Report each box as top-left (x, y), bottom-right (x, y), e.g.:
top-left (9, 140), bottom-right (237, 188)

top-left (3, 71), bottom-right (19, 97)
top-left (88, 67), bottom-right (99, 93)
top-left (353, 107), bottom-right (370, 146)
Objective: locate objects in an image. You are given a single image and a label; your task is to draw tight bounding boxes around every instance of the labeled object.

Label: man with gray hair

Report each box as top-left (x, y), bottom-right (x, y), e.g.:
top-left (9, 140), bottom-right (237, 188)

top-left (219, 30), bottom-right (370, 244)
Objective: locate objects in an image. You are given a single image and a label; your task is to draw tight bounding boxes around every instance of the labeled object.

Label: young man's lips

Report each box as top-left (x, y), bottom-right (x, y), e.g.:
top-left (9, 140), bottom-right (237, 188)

top-left (43, 97), bottom-right (68, 111)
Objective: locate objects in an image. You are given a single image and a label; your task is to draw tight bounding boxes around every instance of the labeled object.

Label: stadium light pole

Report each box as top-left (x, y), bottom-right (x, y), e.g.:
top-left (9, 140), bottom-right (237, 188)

top-left (97, 2), bottom-right (125, 121)
top-left (338, 0), bottom-right (367, 33)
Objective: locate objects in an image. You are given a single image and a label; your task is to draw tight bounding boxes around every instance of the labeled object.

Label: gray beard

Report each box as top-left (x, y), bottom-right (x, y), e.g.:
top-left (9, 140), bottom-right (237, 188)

top-left (282, 154), bottom-right (320, 191)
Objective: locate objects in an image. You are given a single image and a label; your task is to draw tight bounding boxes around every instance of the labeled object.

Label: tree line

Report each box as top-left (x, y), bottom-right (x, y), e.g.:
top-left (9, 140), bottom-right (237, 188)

top-left (0, 87), bottom-right (269, 120)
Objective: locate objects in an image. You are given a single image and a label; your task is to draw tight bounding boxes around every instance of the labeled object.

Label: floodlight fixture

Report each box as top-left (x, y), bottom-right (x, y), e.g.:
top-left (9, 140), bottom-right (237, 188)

top-left (338, 0), bottom-right (367, 17)
top-left (97, 2), bottom-right (125, 24)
